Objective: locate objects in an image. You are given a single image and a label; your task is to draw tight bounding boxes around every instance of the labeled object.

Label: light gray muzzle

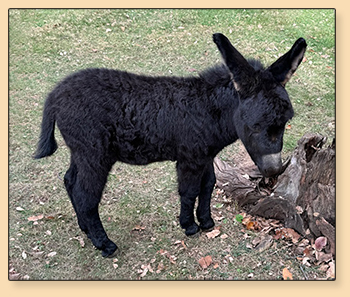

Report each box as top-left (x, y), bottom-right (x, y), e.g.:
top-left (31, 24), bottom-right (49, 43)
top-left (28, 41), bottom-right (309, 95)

top-left (259, 152), bottom-right (282, 177)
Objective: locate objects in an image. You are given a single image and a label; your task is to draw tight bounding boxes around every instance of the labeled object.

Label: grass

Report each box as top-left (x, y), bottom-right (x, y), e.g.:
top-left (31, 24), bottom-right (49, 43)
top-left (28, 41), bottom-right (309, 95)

top-left (9, 9), bottom-right (335, 280)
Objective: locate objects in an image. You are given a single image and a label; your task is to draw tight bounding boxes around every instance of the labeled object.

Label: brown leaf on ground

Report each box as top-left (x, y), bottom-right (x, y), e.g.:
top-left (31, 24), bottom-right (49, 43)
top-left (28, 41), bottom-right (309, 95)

top-left (157, 249), bottom-right (177, 264)
top-left (138, 264), bottom-right (149, 278)
top-left (28, 214), bottom-right (44, 222)
top-left (73, 236), bottom-right (85, 248)
top-left (9, 264), bottom-right (22, 280)
top-left (174, 240), bottom-right (187, 249)
top-left (318, 264), bottom-right (329, 272)
top-left (132, 225), bottom-right (145, 231)
top-left (156, 262), bottom-right (165, 274)
top-left (282, 267), bottom-right (293, 280)
top-left (113, 259), bottom-right (118, 269)
top-left (326, 262), bottom-right (335, 279)
top-left (242, 216), bottom-right (261, 231)
top-left (246, 221), bottom-right (256, 230)
top-left (254, 235), bottom-right (273, 253)
top-left (198, 255), bottom-right (213, 269)
top-left (157, 249), bottom-right (168, 256)
top-left (315, 251), bottom-right (333, 263)
top-left (47, 251), bottom-right (57, 257)
top-left (206, 229), bottom-right (220, 239)
top-left (274, 228), bottom-right (300, 243)
top-left (303, 247), bottom-right (312, 257)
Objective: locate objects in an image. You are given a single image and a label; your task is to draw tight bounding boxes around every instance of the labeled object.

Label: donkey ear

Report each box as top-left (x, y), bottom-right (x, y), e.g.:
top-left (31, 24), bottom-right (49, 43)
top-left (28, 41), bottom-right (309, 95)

top-left (213, 33), bottom-right (255, 91)
top-left (268, 38), bottom-right (307, 86)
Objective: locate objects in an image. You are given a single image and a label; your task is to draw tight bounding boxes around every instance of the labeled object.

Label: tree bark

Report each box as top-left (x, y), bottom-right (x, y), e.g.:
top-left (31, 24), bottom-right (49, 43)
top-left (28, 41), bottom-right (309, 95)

top-left (214, 133), bottom-right (335, 255)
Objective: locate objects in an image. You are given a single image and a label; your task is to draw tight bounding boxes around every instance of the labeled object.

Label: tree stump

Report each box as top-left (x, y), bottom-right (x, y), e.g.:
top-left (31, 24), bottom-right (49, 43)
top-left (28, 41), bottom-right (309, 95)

top-left (214, 133), bottom-right (335, 255)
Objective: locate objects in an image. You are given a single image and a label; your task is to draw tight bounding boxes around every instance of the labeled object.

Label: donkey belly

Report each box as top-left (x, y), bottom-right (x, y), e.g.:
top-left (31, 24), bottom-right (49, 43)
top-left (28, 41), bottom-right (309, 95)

top-left (111, 133), bottom-right (177, 165)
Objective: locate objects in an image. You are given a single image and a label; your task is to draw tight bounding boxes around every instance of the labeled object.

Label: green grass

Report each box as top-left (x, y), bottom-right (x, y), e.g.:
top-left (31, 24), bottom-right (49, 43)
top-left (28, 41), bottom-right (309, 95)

top-left (9, 9), bottom-right (335, 280)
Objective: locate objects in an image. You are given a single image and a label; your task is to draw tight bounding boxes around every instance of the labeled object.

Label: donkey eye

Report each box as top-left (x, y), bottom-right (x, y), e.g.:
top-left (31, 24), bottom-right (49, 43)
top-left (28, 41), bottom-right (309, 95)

top-left (251, 124), bottom-right (261, 133)
top-left (267, 125), bottom-right (283, 140)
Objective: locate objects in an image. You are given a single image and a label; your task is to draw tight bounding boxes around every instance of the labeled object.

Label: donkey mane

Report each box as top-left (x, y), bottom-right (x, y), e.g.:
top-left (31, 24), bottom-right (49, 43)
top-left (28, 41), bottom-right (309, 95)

top-left (247, 59), bottom-right (265, 71)
top-left (199, 59), bottom-right (265, 85)
top-left (199, 64), bottom-right (232, 86)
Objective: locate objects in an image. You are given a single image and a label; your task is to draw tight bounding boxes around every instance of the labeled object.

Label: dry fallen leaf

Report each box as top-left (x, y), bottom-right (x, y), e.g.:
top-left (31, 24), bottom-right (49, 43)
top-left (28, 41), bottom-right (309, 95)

top-left (198, 255), bottom-right (213, 269)
top-left (45, 215), bottom-right (56, 220)
top-left (157, 249), bottom-right (168, 256)
top-left (274, 228), bottom-right (300, 243)
top-left (112, 259), bottom-right (119, 269)
top-left (138, 264), bottom-right (149, 278)
top-left (295, 205), bottom-right (303, 214)
top-left (315, 251), bottom-right (333, 263)
top-left (168, 255), bottom-right (177, 264)
top-left (157, 249), bottom-right (177, 264)
top-left (326, 262), bottom-right (335, 279)
top-left (206, 229), bottom-right (220, 239)
top-left (73, 236), bottom-right (85, 248)
top-left (282, 267), bottom-right (293, 280)
top-left (254, 235), bottom-right (273, 253)
top-left (303, 247), bottom-right (312, 257)
top-left (246, 221), bottom-right (255, 230)
top-left (47, 251), bottom-right (57, 257)
top-left (132, 225), bottom-right (145, 231)
top-left (302, 257), bottom-right (311, 267)
top-left (28, 214), bottom-right (44, 222)
top-left (9, 273), bottom-right (21, 280)
top-left (318, 264), bottom-right (329, 272)
top-left (156, 262), bottom-right (165, 274)
top-left (174, 240), bottom-right (187, 249)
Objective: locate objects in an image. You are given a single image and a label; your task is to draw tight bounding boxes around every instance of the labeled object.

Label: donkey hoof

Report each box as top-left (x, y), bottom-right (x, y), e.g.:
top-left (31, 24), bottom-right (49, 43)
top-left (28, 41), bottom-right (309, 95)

top-left (185, 223), bottom-right (200, 236)
top-left (200, 218), bottom-right (215, 231)
top-left (101, 242), bottom-right (118, 258)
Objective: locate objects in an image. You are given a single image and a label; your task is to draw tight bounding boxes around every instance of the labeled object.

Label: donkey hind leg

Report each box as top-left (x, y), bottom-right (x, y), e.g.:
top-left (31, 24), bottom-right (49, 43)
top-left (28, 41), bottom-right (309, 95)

top-left (64, 158), bottom-right (117, 257)
top-left (176, 162), bottom-right (204, 236)
top-left (196, 162), bottom-right (215, 231)
top-left (64, 161), bottom-right (85, 233)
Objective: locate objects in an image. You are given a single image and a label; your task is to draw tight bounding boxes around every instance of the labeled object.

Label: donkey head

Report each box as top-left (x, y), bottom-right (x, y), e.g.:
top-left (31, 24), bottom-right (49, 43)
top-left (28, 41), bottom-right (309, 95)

top-left (213, 33), bottom-right (307, 177)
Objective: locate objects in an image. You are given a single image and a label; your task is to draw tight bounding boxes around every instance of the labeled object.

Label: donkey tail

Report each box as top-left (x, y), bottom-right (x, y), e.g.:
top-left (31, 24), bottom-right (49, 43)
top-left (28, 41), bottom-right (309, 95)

top-left (34, 95), bottom-right (58, 159)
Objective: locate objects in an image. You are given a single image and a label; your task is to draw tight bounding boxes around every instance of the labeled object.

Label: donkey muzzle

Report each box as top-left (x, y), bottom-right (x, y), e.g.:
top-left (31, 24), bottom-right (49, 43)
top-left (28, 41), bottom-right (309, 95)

top-left (258, 152), bottom-right (282, 177)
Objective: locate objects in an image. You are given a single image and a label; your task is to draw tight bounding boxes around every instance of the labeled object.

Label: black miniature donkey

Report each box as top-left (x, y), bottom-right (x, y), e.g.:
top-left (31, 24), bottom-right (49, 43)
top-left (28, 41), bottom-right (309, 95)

top-left (35, 33), bottom-right (307, 257)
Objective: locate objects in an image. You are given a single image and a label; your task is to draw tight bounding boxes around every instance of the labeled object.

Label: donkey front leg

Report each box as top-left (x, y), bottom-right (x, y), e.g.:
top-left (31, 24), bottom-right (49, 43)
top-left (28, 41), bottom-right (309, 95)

top-left (197, 162), bottom-right (215, 231)
top-left (176, 162), bottom-right (205, 236)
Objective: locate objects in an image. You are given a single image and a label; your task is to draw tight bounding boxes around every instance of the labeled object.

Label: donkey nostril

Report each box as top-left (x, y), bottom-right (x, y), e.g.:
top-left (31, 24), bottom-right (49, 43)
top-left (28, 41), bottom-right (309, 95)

top-left (263, 166), bottom-right (281, 177)
top-left (259, 153), bottom-right (282, 177)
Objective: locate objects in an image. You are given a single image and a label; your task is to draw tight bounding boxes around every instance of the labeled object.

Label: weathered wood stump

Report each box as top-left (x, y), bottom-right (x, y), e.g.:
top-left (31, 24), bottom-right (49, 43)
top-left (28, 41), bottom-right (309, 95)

top-left (214, 133), bottom-right (335, 255)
